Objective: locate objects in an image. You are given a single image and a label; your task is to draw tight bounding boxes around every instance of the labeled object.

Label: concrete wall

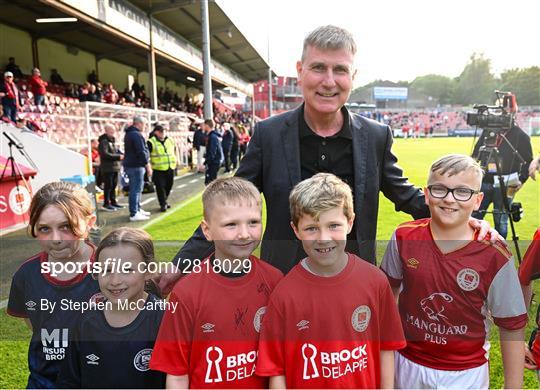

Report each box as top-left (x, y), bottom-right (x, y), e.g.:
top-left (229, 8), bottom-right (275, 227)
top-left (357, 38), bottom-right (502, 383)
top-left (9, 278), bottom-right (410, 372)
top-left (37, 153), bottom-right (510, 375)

top-left (37, 38), bottom-right (95, 84)
top-left (98, 59), bottom-right (137, 91)
top-left (0, 24), bottom-right (33, 74)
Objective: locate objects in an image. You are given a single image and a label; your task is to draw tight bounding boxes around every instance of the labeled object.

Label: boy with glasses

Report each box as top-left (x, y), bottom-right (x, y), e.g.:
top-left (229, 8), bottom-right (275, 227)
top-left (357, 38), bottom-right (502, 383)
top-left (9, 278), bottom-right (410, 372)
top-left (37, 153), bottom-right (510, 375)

top-left (381, 154), bottom-right (527, 389)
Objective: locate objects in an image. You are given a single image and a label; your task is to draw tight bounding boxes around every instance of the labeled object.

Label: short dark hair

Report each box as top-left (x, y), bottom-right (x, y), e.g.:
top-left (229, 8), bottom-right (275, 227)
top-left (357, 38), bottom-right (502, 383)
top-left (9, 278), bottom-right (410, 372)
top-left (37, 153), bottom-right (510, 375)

top-left (204, 119), bottom-right (214, 128)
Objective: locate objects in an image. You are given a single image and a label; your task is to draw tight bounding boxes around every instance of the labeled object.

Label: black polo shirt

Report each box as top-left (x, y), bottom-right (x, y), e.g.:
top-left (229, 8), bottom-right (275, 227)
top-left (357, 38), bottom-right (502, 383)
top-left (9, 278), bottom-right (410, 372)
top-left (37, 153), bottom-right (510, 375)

top-left (298, 106), bottom-right (360, 256)
top-left (299, 106), bottom-right (355, 188)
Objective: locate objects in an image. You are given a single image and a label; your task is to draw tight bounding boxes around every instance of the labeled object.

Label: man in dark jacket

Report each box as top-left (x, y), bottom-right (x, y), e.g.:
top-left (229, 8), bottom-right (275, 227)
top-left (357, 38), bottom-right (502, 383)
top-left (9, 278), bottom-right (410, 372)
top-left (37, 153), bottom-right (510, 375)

top-left (472, 122), bottom-right (533, 238)
top-left (123, 116), bottom-right (152, 221)
top-left (221, 122), bottom-right (233, 172)
top-left (203, 119), bottom-right (223, 185)
top-left (192, 123), bottom-right (206, 173)
top-left (157, 25), bottom-right (497, 295)
top-left (98, 124), bottom-right (124, 211)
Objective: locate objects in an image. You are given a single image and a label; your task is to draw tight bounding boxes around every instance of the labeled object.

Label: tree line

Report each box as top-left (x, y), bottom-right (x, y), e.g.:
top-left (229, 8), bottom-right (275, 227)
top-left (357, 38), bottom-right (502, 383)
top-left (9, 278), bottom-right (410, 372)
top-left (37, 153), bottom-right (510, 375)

top-left (355, 53), bottom-right (540, 106)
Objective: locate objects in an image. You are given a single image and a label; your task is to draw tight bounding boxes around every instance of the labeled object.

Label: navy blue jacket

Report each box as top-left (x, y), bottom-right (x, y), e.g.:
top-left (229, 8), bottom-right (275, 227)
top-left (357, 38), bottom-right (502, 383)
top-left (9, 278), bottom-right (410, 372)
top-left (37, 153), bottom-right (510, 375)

top-left (123, 125), bottom-right (149, 168)
top-left (193, 129), bottom-right (206, 151)
top-left (205, 130), bottom-right (223, 165)
top-left (221, 128), bottom-right (233, 150)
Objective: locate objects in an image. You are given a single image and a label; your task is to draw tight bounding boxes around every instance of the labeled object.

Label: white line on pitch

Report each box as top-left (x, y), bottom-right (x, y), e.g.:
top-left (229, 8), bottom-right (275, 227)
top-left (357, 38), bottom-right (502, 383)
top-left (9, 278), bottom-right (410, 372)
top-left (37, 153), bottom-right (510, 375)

top-left (176, 183), bottom-right (187, 189)
top-left (140, 197), bottom-right (155, 206)
top-left (189, 179), bottom-right (198, 183)
top-left (174, 172), bottom-right (195, 181)
top-left (141, 193), bottom-right (201, 230)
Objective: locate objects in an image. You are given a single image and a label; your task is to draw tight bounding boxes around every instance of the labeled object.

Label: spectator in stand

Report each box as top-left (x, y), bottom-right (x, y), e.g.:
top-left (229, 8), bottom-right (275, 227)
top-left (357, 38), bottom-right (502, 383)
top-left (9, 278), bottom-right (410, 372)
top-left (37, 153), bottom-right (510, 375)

top-left (0, 71), bottom-right (19, 122)
top-left (98, 124), bottom-right (124, 212)
top-left (88, 70), bottom-right (99, 85)
top-left (123, 116), bottom-right (152, 222)
top-left (4, 57), bottom-right (23, 80)
top-left (78, 82), bottom-right (90, 101)
top-left (29, 68), bottom-right (48, 107)
top-left (103, 83), bottom-right (119, 104)
top-left (86, 84), bottom-right (100, 102)
top-left (65, 83), bottom-right (79, 99)
top-left (122, 87), bottom-right (134, 103)
top-left (95, 82), bottom-right (103, 102)
top-left (131, 81), bottom-right (142, 99)
top-left (50, 68), bottom-right (64, 85)
top-left (18, 84), bottom-right (31, 107)
top-left (221, 122), bottom-right (233, 172)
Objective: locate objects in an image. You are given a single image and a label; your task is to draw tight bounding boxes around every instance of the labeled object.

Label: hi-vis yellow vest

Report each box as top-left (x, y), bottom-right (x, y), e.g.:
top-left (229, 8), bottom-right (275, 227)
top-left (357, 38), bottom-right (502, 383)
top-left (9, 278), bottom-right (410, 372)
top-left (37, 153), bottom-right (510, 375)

top-left (149, 136), bottom-right (177, 171)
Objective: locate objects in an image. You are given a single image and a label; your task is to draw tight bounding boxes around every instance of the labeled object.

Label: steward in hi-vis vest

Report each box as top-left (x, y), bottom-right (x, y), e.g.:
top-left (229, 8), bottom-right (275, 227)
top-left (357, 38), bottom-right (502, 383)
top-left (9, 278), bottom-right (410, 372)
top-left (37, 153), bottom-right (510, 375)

top-left (147, 124), bottom-right (177, 211)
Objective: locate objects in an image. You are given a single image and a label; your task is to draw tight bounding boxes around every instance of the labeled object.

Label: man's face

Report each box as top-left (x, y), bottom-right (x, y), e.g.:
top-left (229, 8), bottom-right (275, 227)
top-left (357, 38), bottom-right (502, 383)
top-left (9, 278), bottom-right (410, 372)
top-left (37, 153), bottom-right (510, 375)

top-left (296, 45), bottom-right (356, 116)
top-left (105, 127), bottom-right (115, 138)
top-left (425, 170), bottom-right (484, 230)
top-left (292, 206), bottom-right (353, 276)
top-left (154, 130), bottom-right (165, 140)
top-left (134, 121), bottom-right (144, 131)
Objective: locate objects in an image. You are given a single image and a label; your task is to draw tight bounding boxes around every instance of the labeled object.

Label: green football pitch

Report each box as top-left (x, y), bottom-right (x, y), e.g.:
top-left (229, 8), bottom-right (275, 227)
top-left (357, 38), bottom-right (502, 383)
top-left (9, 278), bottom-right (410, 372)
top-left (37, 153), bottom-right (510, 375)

top-left (1, 137), bottom-right (539, 388)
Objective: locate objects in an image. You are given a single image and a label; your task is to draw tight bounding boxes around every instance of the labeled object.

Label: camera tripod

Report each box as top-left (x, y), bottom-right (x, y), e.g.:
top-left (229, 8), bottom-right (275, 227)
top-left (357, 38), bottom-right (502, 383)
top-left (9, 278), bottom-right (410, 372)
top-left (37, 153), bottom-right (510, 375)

top-left (475, 132), bottom-right (526, 263)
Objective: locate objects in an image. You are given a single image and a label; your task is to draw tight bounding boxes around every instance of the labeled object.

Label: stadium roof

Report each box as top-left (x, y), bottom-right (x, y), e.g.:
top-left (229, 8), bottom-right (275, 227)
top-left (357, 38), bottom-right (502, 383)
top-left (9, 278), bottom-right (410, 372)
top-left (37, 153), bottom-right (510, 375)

top-left (129, 0), bottom-right (271, 82)
top-left (0, 0), bottom-right (271, 91)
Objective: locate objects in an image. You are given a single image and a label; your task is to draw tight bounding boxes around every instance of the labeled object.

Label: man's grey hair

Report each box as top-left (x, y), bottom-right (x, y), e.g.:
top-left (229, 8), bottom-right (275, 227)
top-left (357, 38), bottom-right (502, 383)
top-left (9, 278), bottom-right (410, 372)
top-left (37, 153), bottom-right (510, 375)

top-left (301, 25), bottom-right (357, 62)
top-left (133, 116), bottom-right (144, 124)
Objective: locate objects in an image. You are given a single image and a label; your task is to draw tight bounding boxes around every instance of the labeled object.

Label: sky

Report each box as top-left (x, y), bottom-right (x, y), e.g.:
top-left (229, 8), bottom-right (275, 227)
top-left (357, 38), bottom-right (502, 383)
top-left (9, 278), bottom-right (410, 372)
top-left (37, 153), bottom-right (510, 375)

top-left (218, 0), bottom-right (540, 87)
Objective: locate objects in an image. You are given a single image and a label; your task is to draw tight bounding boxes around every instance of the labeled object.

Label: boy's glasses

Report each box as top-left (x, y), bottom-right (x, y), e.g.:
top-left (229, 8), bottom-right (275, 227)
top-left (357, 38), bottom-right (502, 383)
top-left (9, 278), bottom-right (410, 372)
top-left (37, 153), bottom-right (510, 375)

top-left (427, 185), bottom-right (479, 202)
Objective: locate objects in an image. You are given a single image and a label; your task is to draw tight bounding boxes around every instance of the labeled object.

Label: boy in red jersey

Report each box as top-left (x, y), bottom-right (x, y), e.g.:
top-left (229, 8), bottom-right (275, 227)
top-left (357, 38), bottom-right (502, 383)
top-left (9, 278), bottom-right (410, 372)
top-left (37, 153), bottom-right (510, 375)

top-left (381, 154), bottom-right (527, 389)
top-left (519, 228), bottom-right (540, 381)
top-left (256, 173), bottom-right (405, 388)
top-left (149, 177), bottom-right (283, 388)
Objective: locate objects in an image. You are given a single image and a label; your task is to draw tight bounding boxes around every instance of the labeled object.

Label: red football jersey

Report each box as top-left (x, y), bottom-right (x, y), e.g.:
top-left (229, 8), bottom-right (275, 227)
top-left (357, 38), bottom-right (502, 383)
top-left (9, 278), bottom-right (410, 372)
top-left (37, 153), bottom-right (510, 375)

top-left (518, 228), bottom-right (540, 365)
top-left (518, 228), bottom-right (540, 286)
top-left (381, 219), bottom-right (528, 370)
top-left (149, 255), bottom-right (283, 388)
top-left (256, 253), bottom-right (405, 388)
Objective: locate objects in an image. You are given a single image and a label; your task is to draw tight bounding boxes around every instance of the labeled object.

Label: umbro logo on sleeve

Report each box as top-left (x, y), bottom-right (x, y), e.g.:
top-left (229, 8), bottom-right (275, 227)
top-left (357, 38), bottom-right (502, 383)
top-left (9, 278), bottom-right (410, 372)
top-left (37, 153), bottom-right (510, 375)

top-left (86, 354), bottom-right (100, 365)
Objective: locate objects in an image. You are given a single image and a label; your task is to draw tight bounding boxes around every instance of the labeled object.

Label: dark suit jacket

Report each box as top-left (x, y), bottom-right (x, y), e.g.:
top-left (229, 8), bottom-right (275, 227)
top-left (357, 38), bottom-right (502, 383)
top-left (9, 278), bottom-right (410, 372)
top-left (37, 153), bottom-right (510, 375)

top-left (174, 105), bottom-right (429, 273)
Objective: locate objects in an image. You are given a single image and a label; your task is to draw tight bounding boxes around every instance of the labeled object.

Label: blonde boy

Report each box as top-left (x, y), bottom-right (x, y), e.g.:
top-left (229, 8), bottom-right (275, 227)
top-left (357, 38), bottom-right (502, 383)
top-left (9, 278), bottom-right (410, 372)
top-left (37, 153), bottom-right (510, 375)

top-left (150, 177), bottom-right (282, 389)
top-left (381, 154), bottom-right (527, 389)
top-left (256, 173), bottom-right (405, 388)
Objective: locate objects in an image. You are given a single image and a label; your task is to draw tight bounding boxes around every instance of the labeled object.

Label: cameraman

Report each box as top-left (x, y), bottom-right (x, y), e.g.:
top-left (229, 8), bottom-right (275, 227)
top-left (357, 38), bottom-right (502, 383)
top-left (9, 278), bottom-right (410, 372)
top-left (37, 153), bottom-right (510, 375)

top-left (472, 121), bottom-right (533, 238)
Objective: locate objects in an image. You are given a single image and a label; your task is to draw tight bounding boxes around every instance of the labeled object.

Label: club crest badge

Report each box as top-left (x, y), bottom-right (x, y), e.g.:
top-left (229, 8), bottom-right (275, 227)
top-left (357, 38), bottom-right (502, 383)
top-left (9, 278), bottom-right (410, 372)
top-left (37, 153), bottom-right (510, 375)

top-left (457, 268), bottom-right (480, 291)
top-left (351, 305), bottom-right (371, 332)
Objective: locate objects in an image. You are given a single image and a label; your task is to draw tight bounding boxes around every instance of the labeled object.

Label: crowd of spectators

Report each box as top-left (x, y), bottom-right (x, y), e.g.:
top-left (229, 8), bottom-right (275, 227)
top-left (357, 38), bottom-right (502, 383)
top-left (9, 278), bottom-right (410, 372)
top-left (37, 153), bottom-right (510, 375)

top-left (0, 57), bottom-right (210, 123)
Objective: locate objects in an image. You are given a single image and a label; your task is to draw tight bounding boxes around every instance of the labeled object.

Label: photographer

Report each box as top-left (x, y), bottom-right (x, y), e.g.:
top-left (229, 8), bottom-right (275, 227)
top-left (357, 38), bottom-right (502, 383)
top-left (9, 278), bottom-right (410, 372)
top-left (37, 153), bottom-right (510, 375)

top-left (472, 119), bottom-right (533, 238)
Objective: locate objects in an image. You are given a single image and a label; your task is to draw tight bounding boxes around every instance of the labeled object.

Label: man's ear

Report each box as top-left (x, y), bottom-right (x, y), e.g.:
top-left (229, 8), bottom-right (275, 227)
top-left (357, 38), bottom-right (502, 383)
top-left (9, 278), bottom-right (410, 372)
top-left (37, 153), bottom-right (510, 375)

top-left (296, 61), bottom-right (303, 85)
top-left (201, 219), bottom-right (212, 241)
